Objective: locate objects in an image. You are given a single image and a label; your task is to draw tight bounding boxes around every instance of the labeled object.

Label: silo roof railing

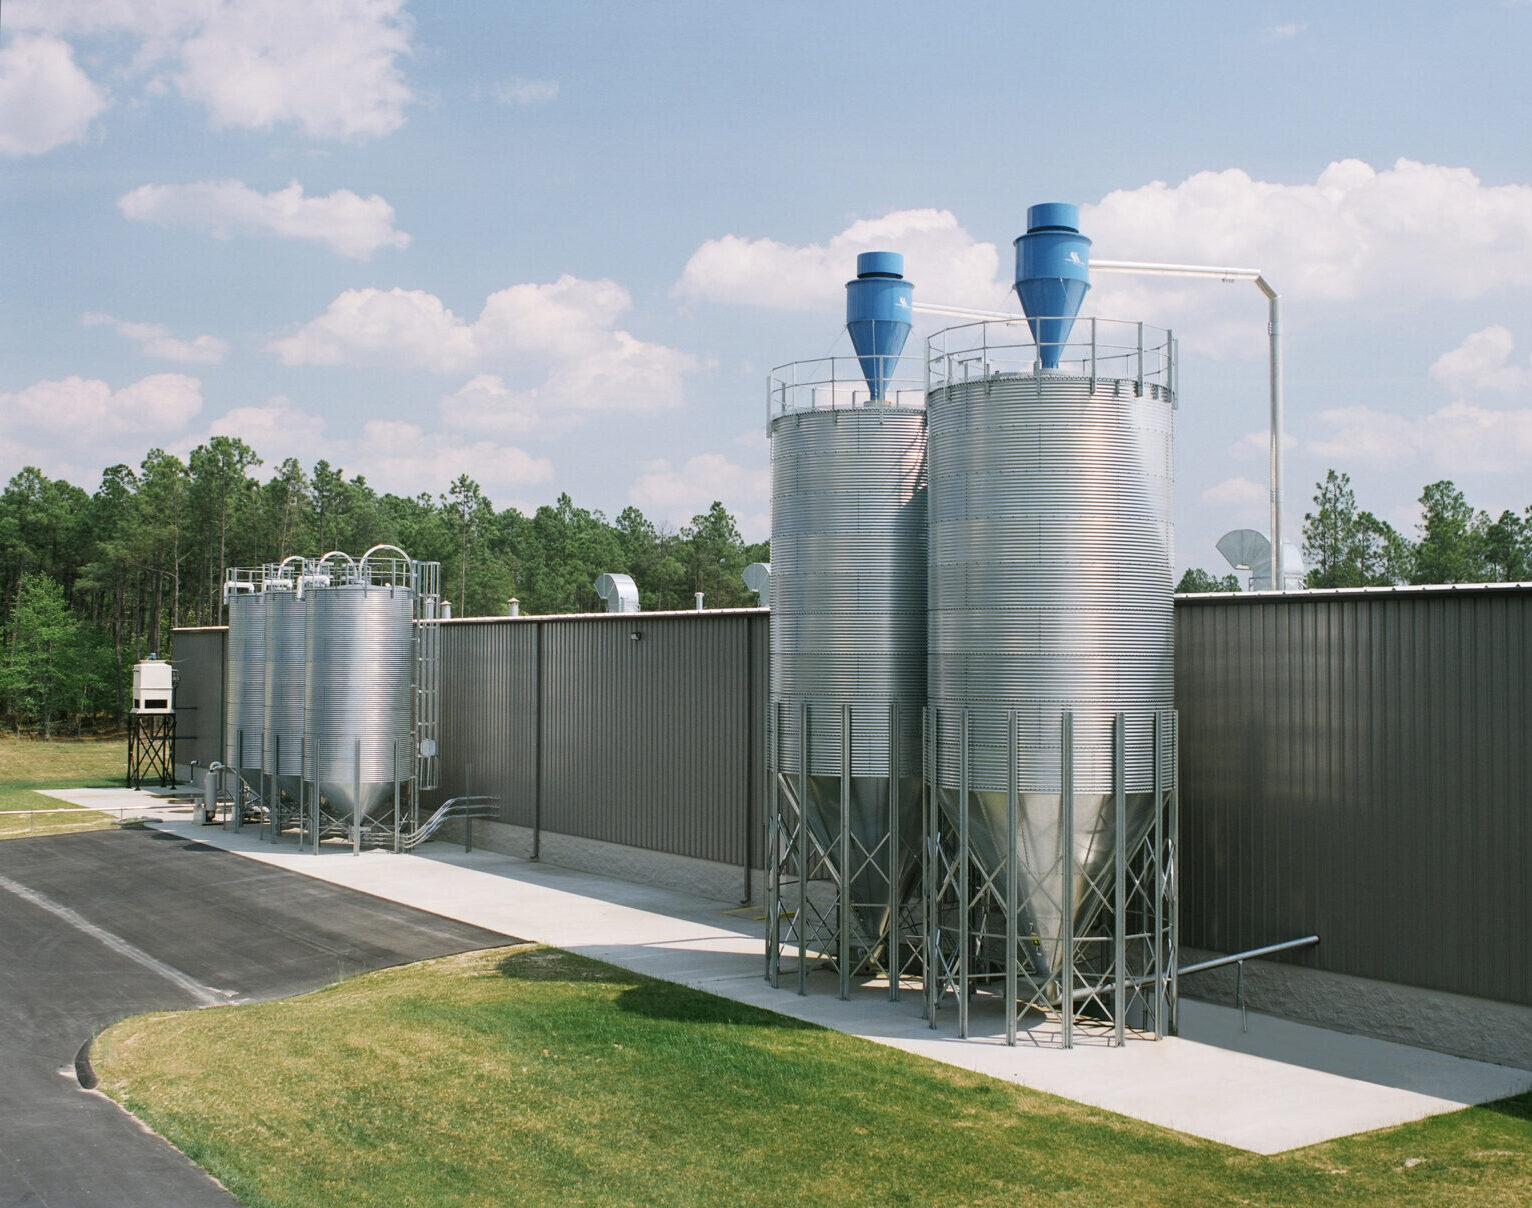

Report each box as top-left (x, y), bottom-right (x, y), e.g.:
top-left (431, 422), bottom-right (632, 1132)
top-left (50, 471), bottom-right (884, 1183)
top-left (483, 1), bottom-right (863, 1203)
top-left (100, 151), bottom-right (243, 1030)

top-left (926, 316), bottom-right (1174, 397)
top-left (768, 355), bottom-right (926, 422)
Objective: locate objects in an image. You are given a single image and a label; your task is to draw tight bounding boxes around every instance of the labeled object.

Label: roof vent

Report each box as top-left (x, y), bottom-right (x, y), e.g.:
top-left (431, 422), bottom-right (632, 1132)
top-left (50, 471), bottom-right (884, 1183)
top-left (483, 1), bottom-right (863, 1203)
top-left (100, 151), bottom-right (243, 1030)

top-left (594, 573), bottom-right (640, 613)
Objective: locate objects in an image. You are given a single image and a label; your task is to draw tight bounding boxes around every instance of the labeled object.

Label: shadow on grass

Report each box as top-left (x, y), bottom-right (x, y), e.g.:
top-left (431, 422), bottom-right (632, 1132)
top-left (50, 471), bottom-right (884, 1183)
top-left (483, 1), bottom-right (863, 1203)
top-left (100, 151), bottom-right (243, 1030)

top-left (494, 948), bottom-right (820, 1030)
top-left (1480, 1090), bottom-right (1532, 1124)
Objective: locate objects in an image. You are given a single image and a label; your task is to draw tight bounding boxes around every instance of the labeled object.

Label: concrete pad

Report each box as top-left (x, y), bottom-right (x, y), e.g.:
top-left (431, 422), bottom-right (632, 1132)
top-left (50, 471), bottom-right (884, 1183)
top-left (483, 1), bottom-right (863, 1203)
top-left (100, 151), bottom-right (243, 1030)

top-left (56, 788), bottom-right (1528, 1155)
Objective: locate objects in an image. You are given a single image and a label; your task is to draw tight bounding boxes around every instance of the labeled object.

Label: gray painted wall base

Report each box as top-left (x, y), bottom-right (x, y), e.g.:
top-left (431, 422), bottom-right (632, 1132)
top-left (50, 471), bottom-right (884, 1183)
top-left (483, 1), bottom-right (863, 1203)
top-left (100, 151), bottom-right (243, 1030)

top-left (434, 818), bottom-right (761, 906)
top-left (1179, 946), bottom-right (1532, 1072)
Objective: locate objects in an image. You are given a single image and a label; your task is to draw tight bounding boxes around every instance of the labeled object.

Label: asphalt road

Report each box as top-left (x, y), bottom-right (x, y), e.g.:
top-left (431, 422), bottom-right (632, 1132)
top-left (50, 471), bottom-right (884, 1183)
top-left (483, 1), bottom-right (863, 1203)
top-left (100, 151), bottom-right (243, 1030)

top-left (0, 828), bottom-right (514, 1208)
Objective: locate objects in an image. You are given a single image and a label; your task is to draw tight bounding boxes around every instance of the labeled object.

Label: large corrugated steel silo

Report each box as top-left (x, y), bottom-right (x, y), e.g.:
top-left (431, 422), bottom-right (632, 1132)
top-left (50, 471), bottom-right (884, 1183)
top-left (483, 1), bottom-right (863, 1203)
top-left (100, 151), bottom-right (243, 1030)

top-left (924, 204), bottom-right (1177, 1042)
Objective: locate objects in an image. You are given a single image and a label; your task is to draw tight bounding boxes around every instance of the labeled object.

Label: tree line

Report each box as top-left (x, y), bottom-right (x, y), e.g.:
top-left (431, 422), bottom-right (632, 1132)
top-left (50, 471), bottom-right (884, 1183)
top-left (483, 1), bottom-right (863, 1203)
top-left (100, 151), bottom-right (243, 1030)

top-left (1177, 471), bottom-right (1532, 592)
top-left (0, 436), bottom-right (768, 735)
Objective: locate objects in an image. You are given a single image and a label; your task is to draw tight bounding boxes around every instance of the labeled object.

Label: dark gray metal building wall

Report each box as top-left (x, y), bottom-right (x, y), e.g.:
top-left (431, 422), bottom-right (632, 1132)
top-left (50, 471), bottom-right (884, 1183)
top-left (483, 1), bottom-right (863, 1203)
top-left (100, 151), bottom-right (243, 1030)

top-left (1176, 586), bottom-right (1531, 1007)
top-left (434, 610), bottom-right (768, 868)
top-left (171, 627), bottom-right (227, 775)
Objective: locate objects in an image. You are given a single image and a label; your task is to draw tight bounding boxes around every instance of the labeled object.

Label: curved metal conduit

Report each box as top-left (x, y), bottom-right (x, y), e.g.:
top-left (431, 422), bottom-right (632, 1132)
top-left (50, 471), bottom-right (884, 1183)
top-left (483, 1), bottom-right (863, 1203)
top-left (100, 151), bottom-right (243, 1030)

top-left (400, 795), bottom-right (499, 851)
top-left (201, 761), bottom-right (267, 826)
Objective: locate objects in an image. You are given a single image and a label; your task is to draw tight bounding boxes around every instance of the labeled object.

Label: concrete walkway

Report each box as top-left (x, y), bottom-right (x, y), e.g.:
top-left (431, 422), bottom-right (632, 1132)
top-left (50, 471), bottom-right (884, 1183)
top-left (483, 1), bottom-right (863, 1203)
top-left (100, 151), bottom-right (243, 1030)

top-left (51, 787), bottom-right (1532, 1154)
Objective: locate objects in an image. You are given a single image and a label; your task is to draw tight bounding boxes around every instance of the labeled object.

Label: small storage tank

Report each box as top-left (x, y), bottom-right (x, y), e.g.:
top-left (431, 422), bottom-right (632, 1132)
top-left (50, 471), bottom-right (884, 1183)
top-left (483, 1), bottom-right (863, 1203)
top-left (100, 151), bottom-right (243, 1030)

top-left (925, 205), bottom-right (1176, 1029)
top-left (223, 576), bottom-right (268, 779)
top-left (131, 657), bottom-right (174, 713)
top-left (303, 547), bottom-right (419, 838)
top-left (262, 557), bottom-right (309, 803)
top-left (768, 251), bottom-right (926, 975)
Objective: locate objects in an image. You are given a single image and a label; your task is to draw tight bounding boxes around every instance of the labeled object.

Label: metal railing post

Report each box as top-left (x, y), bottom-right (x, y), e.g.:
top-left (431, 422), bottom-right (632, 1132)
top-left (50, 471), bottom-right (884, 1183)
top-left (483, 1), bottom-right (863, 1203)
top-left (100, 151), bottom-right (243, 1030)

top-left (839, 703), bottom-right (851, 1000)
top-left (797, 700), bottom-right (809, 997)
top-left (957, 708), bottom-right (970, 1039)
top-left (1113, 713), bottom-right (1126, 1046)
top-left (1005, 710), bottom-right (1019, 1046)
top-left (887, 700), bottom-right (900, 1002)
top-left (1060, 711), bottom-right (1075, 1049)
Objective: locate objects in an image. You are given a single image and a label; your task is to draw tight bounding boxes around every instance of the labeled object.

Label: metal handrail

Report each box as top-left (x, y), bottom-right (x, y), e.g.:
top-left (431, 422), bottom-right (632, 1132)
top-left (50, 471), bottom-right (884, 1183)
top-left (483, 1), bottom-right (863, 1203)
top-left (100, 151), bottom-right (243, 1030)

top-left (1179, 935), bottom-right (1319, 1033)
top-left (926, 315), bottom-right (1174, 392)
top-left (767, 355), bottom-right (927, 421)
top-left (1178, 935), bottom-right (1319, 976)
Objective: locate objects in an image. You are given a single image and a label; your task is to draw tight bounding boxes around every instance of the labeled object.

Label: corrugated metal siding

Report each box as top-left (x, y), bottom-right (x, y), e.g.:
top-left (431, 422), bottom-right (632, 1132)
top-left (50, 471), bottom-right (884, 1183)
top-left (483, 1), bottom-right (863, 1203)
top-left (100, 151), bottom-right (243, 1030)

top-left (171, 627), bottom-right (226, 773)
top-left (1177, 587), bottom-right (1531, 1007)
top-left (435, 620), bottom-right (538, 826)
top-left (434, 612), bottom-right (768, 867)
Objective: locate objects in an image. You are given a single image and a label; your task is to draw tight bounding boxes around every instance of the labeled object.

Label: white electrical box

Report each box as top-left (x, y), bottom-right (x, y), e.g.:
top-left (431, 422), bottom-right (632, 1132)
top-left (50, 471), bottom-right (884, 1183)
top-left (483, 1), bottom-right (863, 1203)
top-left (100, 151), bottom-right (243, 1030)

top-left (131, 658), bottom-right (175, 714)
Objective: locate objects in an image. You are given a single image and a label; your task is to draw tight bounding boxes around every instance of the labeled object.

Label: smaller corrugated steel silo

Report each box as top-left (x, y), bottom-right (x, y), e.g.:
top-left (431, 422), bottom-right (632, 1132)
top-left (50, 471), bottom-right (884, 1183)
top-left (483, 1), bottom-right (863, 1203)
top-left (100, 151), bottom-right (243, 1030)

top-left (766, 252), bottom-right (927, 993)
top-left (223, 572), bottom-right (268, 781)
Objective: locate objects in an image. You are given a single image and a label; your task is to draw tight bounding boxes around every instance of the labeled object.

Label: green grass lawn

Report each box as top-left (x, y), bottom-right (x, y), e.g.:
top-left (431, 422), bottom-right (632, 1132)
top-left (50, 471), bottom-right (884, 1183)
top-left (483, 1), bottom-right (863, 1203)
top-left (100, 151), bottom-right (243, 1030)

top-left (95, 946), bottom-right (1532, 1208)
top-left (0, 735), bottom-right (125, 837)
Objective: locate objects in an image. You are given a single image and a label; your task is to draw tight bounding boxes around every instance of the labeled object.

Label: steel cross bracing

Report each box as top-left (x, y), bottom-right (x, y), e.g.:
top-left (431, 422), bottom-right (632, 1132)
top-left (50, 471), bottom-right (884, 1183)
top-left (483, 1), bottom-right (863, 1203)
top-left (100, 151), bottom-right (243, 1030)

top-left (921, 707), bottom-right (1178, 1047)
top-left (766, 700), bottom-right (923, 999)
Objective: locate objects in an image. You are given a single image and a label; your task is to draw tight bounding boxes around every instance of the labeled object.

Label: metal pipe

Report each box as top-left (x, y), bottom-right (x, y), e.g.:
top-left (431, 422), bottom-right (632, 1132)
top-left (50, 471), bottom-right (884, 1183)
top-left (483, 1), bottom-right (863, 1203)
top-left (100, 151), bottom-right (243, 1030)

top-left (1091, 259), bottom-right (1284, 589)
top-left (1178, 935), bottom-right (1319, 977)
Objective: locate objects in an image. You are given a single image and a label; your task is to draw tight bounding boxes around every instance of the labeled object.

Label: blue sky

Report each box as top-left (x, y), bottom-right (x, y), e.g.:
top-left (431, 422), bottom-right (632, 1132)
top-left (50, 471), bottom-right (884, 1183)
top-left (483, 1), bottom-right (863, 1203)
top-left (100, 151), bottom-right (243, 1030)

top-left (3, 1), bottom-right (1531, 576)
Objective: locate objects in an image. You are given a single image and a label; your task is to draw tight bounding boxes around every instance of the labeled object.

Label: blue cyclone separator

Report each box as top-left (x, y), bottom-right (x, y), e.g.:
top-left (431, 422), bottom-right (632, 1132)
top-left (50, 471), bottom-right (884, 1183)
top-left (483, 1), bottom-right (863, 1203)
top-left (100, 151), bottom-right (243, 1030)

top-left (1014, 202), bottom-right (1092, 370)
top-left (846, 251), bottom-right (913, 401)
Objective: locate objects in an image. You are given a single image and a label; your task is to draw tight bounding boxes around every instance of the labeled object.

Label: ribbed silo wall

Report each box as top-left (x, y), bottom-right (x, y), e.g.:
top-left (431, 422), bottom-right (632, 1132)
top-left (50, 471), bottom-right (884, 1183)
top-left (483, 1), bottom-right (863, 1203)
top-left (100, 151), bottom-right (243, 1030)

top-left (304, 583), bottom-right (415, 819)
top-left (769, 406), bottom-right (926, 776)
top-left (172, 626), bottom-right (226, 781)
top-left (1177, 585), bottom-right (1532, 1009)
top-left (262, 587), bottom-right (305, 791)
top-left (769, 405), bottom-right (927, 932)
top-left (432, 610), bottom-right (768, 869)
top-left (223, 592), bottom-right (268, 775)
top-left (926, 372), bottom-right (1174, 961)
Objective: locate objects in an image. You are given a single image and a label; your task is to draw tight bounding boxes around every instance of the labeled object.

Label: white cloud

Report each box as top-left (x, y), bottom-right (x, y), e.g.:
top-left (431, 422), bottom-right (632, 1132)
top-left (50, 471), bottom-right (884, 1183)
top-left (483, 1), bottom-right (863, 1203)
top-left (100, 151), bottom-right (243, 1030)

top-left (8, 0), bottom-right (412, 141)
top-left (197, 401), bottom-right (554, 503)
top-left (493, 78), bottom-right (558, 105)
top-left (207, 397), bottom-right (328, 453)
top-left (357, 420), bottom-right (554, 498)
top-left (629, 452), bottom-right (770, 539)
top-left (118, 179), bottom-right (410, 260)
top-left (275, 276), bottom-right (698, 425)
top-left (1086, 159), bottom-right (1532, 307)
top-left (1201, 476), bottom-right (1268, 515)
top-left (1228, 429), bottom-right (1299, 461)
top-left (0, 35), bottom-right (108, 156)
top-left (439, 375), bottom-right (541, 437)
top-left (2, 372), bottom-right (203, 447)
top-left (675, 209), bottom-right (1006, 312)
top-left (1429, 326), bottom-right (1532, 394)
top-left (1263, 22), bottom-right (1308, 40)
top-left (81, 312), bottom-right (229, 365)
top-left (272, 288), bottom-right (473, 370)
top-left (1308, 402), bottom-right (1532, 473)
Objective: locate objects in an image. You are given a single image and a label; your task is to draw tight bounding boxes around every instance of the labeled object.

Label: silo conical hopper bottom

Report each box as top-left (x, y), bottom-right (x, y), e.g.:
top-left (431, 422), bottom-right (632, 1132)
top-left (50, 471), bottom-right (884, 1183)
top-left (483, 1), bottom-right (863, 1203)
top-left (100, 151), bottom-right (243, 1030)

top-left (799, 774), bottom-right (924, 957)
top-left (937, 787), bottom-right (1159, 992)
